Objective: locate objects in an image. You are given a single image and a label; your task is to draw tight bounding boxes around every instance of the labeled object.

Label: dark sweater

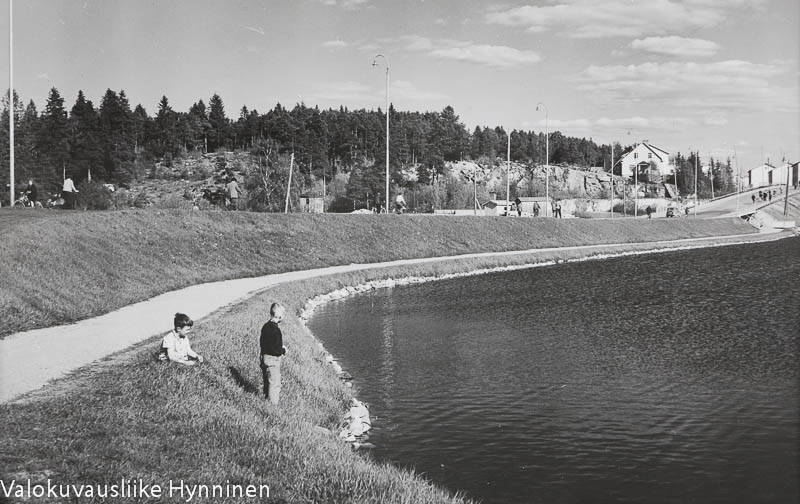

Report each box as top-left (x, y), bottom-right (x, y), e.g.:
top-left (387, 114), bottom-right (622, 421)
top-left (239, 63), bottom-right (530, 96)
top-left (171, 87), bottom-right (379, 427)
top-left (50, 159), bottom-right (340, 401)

top-left (260, 320), bottom-right (286, 357)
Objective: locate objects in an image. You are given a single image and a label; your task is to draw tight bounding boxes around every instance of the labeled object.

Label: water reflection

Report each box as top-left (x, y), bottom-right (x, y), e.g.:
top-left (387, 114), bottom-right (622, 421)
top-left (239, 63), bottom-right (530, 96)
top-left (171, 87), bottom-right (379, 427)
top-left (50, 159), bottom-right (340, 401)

top-left (308, 237), bottom-right (800, 504)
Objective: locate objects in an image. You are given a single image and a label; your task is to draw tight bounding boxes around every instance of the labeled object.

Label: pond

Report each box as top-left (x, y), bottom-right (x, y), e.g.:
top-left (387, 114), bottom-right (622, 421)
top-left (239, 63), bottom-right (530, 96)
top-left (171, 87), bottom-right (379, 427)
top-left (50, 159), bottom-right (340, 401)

top-left (308, 237), bottom-right (800, 504)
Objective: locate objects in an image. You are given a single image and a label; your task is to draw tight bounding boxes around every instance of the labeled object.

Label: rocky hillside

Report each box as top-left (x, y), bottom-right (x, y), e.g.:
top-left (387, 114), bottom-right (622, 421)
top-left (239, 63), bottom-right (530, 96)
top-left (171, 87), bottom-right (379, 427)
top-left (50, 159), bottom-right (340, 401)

top-left (449, 160), bottom-right (673, 199)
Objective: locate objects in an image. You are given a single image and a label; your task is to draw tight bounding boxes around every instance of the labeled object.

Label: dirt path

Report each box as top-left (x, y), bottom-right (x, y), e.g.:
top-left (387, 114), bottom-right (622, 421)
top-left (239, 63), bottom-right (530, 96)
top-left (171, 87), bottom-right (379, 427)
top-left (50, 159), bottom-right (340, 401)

top-left (0, 230), bottom-right (789, 403)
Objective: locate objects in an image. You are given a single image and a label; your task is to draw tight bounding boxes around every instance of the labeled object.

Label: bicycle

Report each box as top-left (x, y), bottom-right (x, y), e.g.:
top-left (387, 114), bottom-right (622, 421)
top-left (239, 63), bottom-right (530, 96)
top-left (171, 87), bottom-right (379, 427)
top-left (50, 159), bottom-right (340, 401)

top-left (14, 193), bottom-right (43, 209)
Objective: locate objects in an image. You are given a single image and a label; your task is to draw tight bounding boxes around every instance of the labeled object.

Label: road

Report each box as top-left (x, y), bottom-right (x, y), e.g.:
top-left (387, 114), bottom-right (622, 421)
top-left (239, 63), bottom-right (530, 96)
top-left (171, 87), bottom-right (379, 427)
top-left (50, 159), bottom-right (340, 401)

top-left (693, 184), bottom-right (797, 218)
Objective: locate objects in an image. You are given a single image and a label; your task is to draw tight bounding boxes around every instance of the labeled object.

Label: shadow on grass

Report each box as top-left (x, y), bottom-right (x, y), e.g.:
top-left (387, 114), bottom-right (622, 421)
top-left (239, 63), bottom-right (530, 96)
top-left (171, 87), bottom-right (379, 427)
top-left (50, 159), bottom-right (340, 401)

top-left (228, 366), bottom-right (260, 395)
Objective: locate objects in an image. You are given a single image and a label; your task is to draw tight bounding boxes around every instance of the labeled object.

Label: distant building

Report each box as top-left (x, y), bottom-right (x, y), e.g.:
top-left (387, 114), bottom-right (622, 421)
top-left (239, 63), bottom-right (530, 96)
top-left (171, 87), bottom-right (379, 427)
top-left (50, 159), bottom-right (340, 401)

top-left (516, 196), bottom-right (552, 214)
top-left (483, 199), bottom-right (511, 216)
top-left (765, 163), bottom-right (799, 187)
top-left (615, 142), bottom-right (672, 181)
top-left (747, 163), bottom-right (775, 187)
top-left (300, 195), bottom-right (324, 213)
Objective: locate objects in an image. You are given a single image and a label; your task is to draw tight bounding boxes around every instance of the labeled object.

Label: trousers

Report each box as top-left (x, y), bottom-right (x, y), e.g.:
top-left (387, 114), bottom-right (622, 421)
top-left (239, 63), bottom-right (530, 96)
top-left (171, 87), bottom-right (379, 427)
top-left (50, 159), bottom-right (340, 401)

top-left (260, 355), bottom-right (282, 405)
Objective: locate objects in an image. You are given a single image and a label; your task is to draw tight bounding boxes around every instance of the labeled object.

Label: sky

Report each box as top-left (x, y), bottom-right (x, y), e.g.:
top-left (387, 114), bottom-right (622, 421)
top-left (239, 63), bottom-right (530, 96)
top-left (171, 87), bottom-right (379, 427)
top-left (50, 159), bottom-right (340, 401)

top-left (1, 0), bottom-right (798, 171)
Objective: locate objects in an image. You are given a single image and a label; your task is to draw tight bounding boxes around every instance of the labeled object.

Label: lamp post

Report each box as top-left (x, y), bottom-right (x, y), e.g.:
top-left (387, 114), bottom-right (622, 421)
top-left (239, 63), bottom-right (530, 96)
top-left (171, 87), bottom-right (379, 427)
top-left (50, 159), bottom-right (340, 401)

top-left (372, 54), bottom-right (389, 214)
top-left (536, 102), bottom-right (549, 216)
top-left (694, 150), bottom-right (698, 218)
top-left (506, 129), bottom-right (511, 214)
top-left (610, 141), bottom-right (614, 218)
top-left (8, 0), bottom-right (14, 207)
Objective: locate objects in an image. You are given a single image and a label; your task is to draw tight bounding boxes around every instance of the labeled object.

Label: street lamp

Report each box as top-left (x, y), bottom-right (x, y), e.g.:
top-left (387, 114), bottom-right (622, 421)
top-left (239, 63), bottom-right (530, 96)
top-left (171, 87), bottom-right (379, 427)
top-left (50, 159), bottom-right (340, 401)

top-left (372, 54), bottom-right (389, 214)
top-left (536, 102), bottom-right (549, 216)
top-left (8, 0), bottom-right (14, 207)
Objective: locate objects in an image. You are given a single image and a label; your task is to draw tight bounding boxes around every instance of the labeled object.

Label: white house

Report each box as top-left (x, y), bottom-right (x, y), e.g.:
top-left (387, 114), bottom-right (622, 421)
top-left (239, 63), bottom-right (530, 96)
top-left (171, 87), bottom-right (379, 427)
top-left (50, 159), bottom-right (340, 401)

top-left (766, 163), bottom-right (799, 187)
top-left (747, 163), bottom-right (775, 187)
top-left (483, 199), bottom-right (511, 216)
top-left (616, 142), bottom-right (672, 180)
top-left (516, 196), bottom-right (553, 215)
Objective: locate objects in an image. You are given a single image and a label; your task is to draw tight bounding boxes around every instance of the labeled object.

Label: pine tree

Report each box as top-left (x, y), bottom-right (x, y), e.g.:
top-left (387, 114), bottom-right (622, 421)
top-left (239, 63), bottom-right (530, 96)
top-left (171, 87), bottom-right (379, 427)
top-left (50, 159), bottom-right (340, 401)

top-left (39, 87), bottom-right (71, 180)
top-left (208, 93), bottom-right (229, 151)
top-left (69, 90), bottom-right (103, 181)
top-left (154, 95), bottom-right (179, 156)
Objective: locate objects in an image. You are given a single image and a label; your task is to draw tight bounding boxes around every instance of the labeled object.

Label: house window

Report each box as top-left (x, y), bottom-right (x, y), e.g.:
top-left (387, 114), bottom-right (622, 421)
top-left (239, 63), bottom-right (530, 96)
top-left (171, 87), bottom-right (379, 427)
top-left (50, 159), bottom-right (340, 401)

top-left (634, 153), bottom-right (638, 159)
top-left (648, 153), bottom-right (652, 159)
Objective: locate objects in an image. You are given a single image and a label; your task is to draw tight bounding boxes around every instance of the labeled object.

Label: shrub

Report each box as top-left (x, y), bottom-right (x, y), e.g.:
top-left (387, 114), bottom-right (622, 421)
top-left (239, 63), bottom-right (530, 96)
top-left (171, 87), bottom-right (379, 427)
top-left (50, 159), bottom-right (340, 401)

top-left (155, 193), bottom-right (193, 209)
top-left (132, 191), bottom-right (152, 208)
top-left (75, 182), bottom-right (114, 210)
top-left (111, 188), bottom-right (134, 209)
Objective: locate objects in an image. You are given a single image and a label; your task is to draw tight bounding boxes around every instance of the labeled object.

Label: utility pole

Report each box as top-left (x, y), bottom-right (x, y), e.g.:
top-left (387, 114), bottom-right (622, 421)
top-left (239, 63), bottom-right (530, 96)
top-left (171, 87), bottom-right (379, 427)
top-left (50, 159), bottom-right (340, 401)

top-left (536, 103), bottom-right (549, 216)
top-left (694, 151), bottom-right (698, 218)
top-left (784, 158), bottom-right (791, 217)
top-left (610, 142), bottom-right (614, 218)
top-left (506, 130), bottom-right (511, 215)
top-left (634, 148), bottom-right (638, 218)
top-left (8, 0), bottom-right (14, 207)
top-left (709, 157), bottom-right (715, 199)
top-left (372, 54), bottom-right (390, 214)
top-left (734, 145), bottom-right (740, 216)
top-left (284, 153), bottom-right (294, 213)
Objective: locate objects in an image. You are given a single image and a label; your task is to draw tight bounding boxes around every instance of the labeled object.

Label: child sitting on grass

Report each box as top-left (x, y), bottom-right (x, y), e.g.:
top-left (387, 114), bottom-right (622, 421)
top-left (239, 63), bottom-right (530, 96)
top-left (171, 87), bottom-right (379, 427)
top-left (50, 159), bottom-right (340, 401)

top-left (158, 313), bottom-right (204, 365)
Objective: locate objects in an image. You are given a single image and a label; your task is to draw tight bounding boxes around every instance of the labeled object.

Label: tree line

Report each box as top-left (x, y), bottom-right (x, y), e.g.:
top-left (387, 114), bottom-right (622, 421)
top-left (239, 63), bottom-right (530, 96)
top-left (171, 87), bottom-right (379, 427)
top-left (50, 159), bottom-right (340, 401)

top-left (1, 87), bottom-right (735, 204)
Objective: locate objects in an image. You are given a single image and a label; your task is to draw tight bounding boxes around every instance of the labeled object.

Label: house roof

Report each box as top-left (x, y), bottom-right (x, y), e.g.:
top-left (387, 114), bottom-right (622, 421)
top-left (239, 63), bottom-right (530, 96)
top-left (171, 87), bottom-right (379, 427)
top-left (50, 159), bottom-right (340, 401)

top-left (483, 199), bottom-right (510, 208)
top-left (618, 143), bottom-right (668, 163)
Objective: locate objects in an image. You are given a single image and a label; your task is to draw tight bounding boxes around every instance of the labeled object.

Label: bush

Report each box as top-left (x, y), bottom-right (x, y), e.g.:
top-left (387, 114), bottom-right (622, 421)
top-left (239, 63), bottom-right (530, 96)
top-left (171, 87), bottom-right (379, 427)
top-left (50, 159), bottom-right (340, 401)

top-left (110, 188), bottom-right (134, 209)
top-left (132, 191), bottom-right (152, 208)
top-left (75, 182), bottom-right (114, 210)
top-left (155, 193), bottom-right (193, 209)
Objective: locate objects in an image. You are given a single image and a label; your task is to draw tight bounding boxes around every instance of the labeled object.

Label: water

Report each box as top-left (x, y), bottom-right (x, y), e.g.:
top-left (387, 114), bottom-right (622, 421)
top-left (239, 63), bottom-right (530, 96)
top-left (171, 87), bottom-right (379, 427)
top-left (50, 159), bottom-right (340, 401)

top-left (307, 237), bottom-right (800, 504)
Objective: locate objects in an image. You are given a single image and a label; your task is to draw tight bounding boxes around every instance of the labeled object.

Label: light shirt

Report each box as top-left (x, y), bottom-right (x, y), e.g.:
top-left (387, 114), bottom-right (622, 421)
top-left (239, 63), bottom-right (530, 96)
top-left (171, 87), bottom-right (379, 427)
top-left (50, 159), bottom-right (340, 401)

top-left (161, 330), bottom-right (197, 363)
top-left (62, 178), bottom-right (77, 193)
top-left (226, 180), bottom-right (240, 198)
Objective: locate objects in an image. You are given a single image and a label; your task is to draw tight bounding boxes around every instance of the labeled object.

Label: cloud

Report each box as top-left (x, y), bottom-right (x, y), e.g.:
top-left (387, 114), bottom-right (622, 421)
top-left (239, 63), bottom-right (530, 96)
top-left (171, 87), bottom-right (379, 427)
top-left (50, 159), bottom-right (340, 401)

top-left (391, 80), bottom-right (450, 102)
top-left (36, 73), bottom-right (51, 80)
top-left (630, 36), bottom-right (720, 57)
top-left (430, 43), bottom-right (541, 67)
top-left (304, 81), bottom-right (375, 104)
top-left (573, 60), bottom-right (797, 112)
top-left (399, 36), bottom-right (540, 68)
top-left (321, 39), bottom-right (349, 50)
top-left (485, 0), bottom-right (765, 39)
top-left (527, 116), bottom-right (695, 135)
top-left (400, 35), bottom-right (434, 51)
top-left (317, 0), bottom-right (370, 9)
top-left (703, 116), bottom-right (729, 126)
top-left (302, 80), bottom-right (449, 108)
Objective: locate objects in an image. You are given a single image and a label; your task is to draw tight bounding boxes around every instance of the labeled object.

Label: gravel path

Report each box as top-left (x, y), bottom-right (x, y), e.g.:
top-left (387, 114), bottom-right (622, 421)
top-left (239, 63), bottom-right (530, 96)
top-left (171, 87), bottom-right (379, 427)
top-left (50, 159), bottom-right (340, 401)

top-left (0, 230), bottom-right (787, 403)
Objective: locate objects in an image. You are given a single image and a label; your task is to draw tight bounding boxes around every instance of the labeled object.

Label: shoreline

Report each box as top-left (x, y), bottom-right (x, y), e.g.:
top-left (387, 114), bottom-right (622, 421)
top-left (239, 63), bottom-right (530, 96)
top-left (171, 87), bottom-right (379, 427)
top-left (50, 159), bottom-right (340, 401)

top-left (296, 228), bottom-right (793, 449)
top-left (2, 228), bottom-right (796, 503)
top-left (1, 228), bottom-right (790, 404)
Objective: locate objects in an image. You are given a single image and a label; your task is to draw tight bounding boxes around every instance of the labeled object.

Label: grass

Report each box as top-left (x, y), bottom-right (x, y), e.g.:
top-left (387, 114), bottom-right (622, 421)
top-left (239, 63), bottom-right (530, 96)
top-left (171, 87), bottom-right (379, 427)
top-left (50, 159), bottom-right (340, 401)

top-left (0, 243), bottom-right (759, 503)
top-left (0, 209), bottom-right (764, 503)
top-left (0, 208), bottom-right (755, 338)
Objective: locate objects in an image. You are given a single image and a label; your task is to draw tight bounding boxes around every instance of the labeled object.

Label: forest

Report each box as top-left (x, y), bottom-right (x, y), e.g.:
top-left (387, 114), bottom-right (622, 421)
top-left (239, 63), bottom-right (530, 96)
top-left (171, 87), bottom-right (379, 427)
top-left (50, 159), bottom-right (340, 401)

top-left (0, 87), bottom-right (734, 208)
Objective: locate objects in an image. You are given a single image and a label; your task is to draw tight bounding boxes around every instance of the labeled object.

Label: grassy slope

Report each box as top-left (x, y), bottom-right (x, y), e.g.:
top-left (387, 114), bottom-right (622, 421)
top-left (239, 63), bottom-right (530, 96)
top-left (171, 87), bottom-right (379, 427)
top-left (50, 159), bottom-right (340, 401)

top-left (0, 209), bottom-right (754, 338)
top-left (0, 210), bottom-right (759, 503)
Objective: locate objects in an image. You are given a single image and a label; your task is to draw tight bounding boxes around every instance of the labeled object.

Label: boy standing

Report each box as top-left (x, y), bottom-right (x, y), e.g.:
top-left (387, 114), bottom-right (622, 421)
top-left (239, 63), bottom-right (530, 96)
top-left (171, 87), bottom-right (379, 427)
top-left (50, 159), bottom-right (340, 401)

top-left (260, 303), bottom-right (287, 405)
